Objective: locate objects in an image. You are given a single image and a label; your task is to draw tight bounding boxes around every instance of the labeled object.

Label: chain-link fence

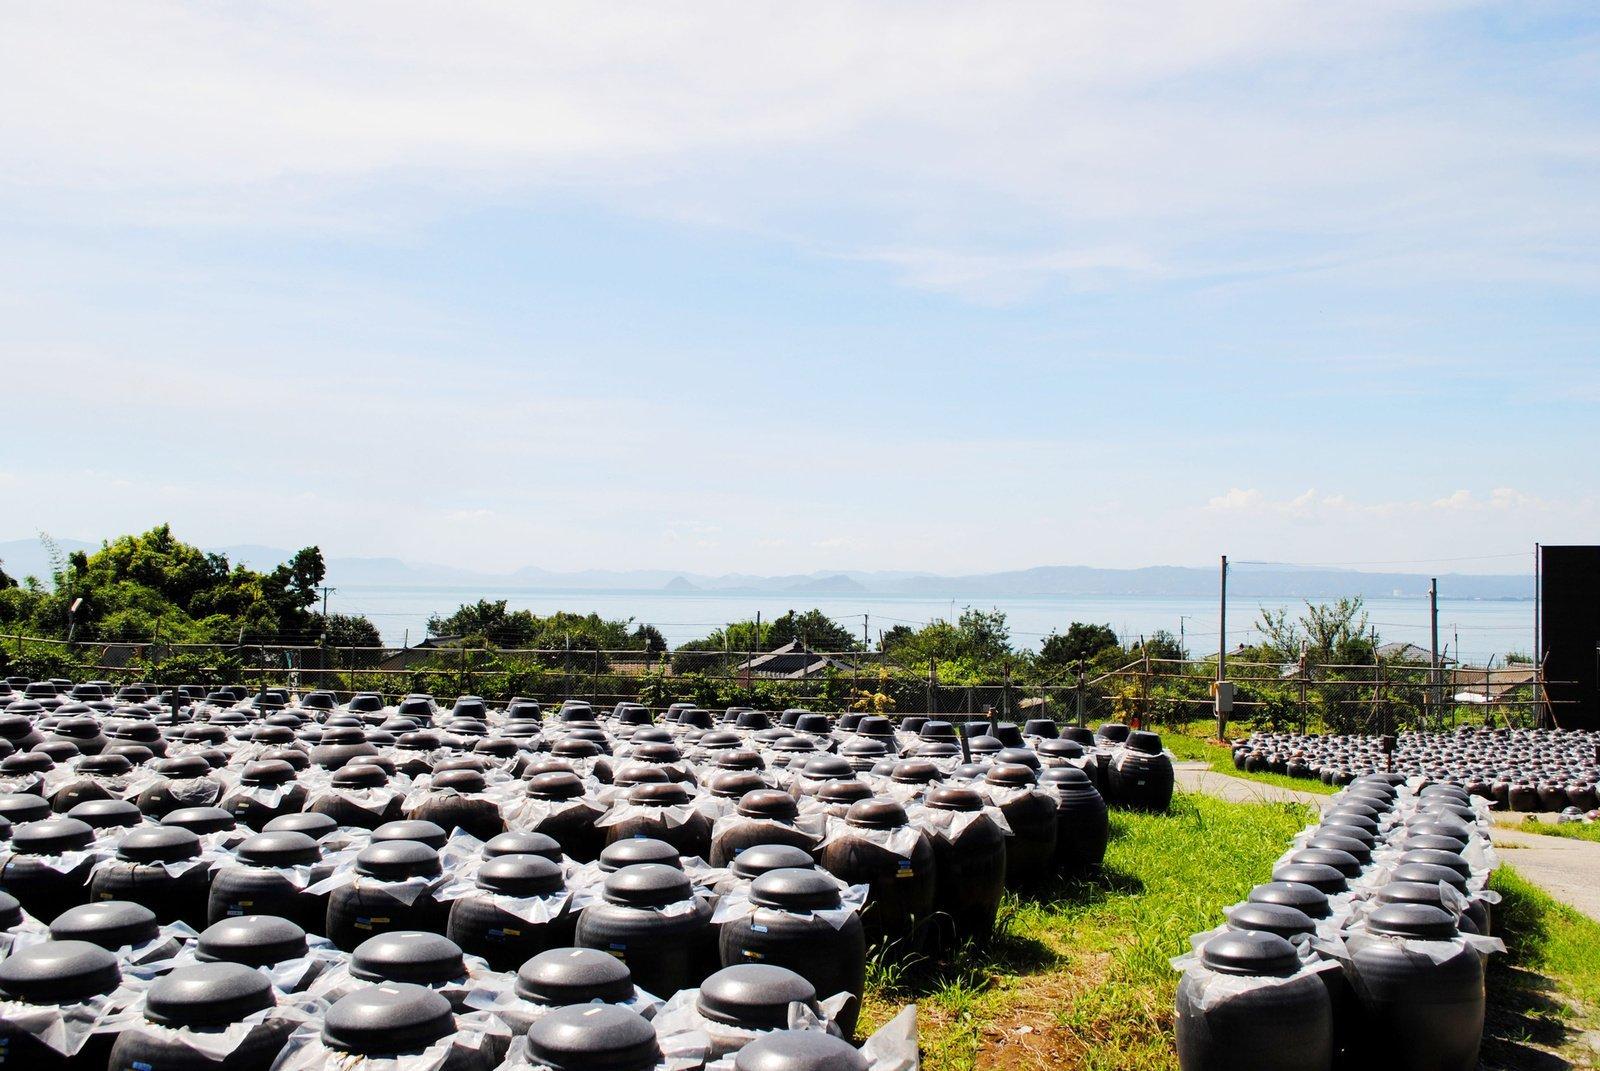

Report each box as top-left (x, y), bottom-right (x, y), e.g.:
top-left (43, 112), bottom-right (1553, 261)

top-left (0, 633), bottom-right (1558, 732)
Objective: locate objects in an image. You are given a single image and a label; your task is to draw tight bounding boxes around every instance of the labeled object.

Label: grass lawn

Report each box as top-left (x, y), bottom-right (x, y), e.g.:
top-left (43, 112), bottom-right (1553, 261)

top-left (1160, 721), bottom-right (1338, 796)
top-left (1505, 816), bottom-right (1600, 845)
top-left (857, 793), bottom-right (1600, 1070)
top-left (1481, 867), bottom-right (1600, 1067)
top-left (859, 792), bottom-right (1313, 1070)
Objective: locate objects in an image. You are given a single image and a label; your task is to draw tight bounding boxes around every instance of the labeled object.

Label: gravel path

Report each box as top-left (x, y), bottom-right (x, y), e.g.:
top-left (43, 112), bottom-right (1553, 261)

top-left (1175, 761), bottom-right (1600, 924)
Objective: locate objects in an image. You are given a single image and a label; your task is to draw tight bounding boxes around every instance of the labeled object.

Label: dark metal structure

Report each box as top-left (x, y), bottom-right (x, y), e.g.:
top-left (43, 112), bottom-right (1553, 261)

top-left (1539, 544), bottom-right (1600, 729)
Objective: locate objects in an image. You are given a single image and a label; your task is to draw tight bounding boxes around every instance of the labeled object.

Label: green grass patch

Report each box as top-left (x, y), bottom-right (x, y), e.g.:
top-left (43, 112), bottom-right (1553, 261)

top-left (1508, 816), bottom-right (1600, 844)
top-left (1161, 723), bottom-right (1337, 796)
top-left (1480, 866), bottom-right (1600, 1067)
top-left (861, 792), bottom-right (1313, 1071)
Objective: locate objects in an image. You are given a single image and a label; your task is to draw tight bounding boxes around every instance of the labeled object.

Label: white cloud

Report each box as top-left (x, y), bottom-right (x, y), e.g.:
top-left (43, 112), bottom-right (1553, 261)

top-left (0, 2), bottom-right (1592, 300)
top-left (1205, 486), bottom-right (1580, 522)
top-left (1207, 488), bottom-right (1265, 512)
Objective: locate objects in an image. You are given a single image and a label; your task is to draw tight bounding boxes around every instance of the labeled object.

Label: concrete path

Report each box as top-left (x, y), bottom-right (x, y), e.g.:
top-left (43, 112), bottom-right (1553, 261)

top-left (1173, 761), bottom-right (1328, 807)
top-left (1489, 825), bottom-right (1600, 925)
top-left (1175, 761), bottom-right (1600, 925)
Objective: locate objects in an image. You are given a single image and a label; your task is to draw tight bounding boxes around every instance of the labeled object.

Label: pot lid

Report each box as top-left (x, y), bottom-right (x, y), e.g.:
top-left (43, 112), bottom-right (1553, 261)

top-left (925, 786), bottom-right (984, 813)
top-left (696, 963), bottom-right (817, 1029)
top-left (433, 769), bottom-right (487, 794)
top-left (263, 812), bottom-right (337, 838)
top-left (734, 1030), bottom-right (868, 1071)
top-left (845, 798), bottom-right (909, 830)
top-left (351, 931), bottom-right (466, 985)
top-left (526, 1002), bottom-right (662, 1071)
top-left (1247, 881), bottom-right (1331, 920)
top-left (13, 816), bottom-right (94, 854)
top-left (628, 782), bottom-right (691, 807)
top-left (1226, 901), bottom-right (1315, 940)
top-left (1124, 731), bottom-right (1164, 756)
top-left (737, 790), bottom-right (799, 822)
top-left (1389, 862), bottom-right (1469, 893)
top-left (527, 771), bottom-right (588, 801)
top-left (1198, 930), bottom-right (1300, 977)
top-left (373, 820), bottom-right (448, 850)
top-left (602, 863), bottom-right (693, 908)
top-left (117, 825), bottom-right (202, 864)
top-left (0, 939), bottom-right (122, 1004)
top-left (65, 798), bottom-right (142, 829)
top-left (730, 844), bottom-right (816, 881)
top-left (50, 900), bottom-right (160, 949)
top-left (477, 853), bottom-right (564, 898)
top-left (236, 830), bottom-right (321, 868)
top-left (515, 947), bottom-right (634, 1006)
top-left (709, 771), bottom-right (768, 800)
top-left (984, 763), bottom-right (1036, 789)
top-left (240, 759), bottom-right (297, 787)
top-left (196, 915), bottom-right (308, 967)
top-left (355, 840), bottom-right (442, 880)
top-left (1269, 862), bottom-right (1348, 895)
top-left (1396, 849), bottom-right (1471, 880)
top-left (749, 867), bottom-right (841, 912)
top-left (332, 764), bottom-right (389, 789)
top-left (815, 781), bottom-right (873, 805)
top-left (161, 807), bottom-right (235, 835)
top-left (0, 889), bottom-right (20, 930)
top-left (598, 838), bottom-right (680, 873)
top-left (1365, 902), bottom-right (1460, 941)
top-left (145, 962), bottom-right (274, 1028)
top-left (1285, 847), bottom-right (1361, 879)
top-left (322, 982), bottom-right (456, 1056)
top-left (484, 831), bottom-right (563, 863)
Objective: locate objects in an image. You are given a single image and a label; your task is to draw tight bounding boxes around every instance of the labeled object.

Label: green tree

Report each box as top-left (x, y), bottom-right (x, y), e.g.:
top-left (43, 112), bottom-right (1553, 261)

top-left (315, 613), bottom-right (382, 648)
top-left (1038, 622), bottom-right (1120, 666)
top-left (1134, 629), bottom-right (1186, 661)
top-left (878, 624), bottom-right (915, 653)
top-left (427, 600), bottom-right (538, 646)
top-left (881, 608), bottom-right (1013, 672)
top-left (1257, 597), bottom-right (1374, 664)
top-left (9, 527), bottom-right (329, 644)
top-left (765, 609), bottom-right (861, 651)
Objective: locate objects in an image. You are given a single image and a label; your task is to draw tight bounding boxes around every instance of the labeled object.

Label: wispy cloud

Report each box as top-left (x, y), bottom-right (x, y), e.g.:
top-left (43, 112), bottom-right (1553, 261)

top-left (2, 3), bottom-right (1594, 301)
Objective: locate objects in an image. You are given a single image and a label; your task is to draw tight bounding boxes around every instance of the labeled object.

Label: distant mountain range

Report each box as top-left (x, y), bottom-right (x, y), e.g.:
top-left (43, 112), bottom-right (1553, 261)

top-left (0, 536), bottom-right (1534, 601)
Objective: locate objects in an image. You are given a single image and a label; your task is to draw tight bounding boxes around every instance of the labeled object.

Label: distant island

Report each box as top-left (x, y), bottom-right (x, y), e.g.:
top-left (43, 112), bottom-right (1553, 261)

top-left (0, 537), bottom-right (1533, 601)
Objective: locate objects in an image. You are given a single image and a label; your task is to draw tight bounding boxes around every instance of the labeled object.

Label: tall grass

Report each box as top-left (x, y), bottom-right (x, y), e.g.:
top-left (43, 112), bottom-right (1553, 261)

top-left (861, 793), bottom-right (1312, 1071)
top-left (1507, 817), bottom-right (1600, 845)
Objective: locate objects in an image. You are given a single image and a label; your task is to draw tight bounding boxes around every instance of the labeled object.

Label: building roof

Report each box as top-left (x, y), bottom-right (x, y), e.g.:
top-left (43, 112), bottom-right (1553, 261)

top-left (1377, 642), bottom-right (1451, 664)
top-left (733, 640), bottom-right (855, 680)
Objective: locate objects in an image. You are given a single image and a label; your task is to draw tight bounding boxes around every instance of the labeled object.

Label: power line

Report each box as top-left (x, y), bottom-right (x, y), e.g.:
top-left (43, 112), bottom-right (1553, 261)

top-left (1233, 551), bottom-right (1530, 568)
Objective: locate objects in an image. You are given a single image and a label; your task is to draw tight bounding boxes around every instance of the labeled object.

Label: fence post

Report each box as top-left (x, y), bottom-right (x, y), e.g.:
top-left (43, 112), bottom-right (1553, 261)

top-left (1298, 645), bottom-right (1309, 734)
top-left (592, 648), bottom-right (600, 705)
top-left (1075, 662), bottom-right (1085, 727)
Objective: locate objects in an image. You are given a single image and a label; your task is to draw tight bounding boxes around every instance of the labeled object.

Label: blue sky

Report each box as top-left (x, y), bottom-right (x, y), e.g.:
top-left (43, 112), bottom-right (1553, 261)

top-left (0, 2), bottom-right (1596, 576)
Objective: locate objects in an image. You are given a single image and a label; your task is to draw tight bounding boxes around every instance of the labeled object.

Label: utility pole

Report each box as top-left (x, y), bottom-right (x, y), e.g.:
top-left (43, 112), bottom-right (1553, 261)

top-left (1429, 577), bottom-right (1440, 728)
top-left (1534, 542), bottom-right (1543, 728)
top-left (1216, 555), bottom-right (1229, 740)
top-left (318, 586), bottom-right (336, 687)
